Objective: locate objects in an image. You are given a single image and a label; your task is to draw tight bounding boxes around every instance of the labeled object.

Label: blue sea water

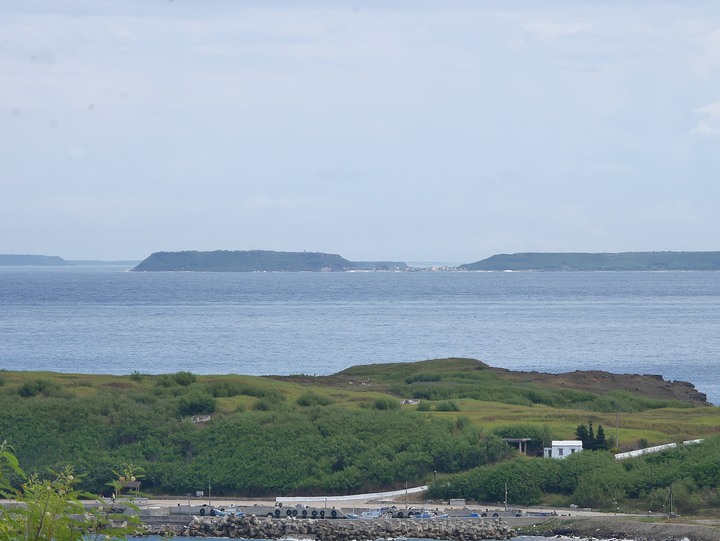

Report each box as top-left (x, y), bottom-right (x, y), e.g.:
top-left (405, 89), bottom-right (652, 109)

top-left (1, 267), bottom-right (719, 404)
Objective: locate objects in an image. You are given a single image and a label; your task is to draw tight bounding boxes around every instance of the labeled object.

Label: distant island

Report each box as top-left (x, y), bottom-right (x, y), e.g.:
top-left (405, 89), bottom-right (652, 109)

top-left (131, 250), bottom-right (409, 272)
top-left (0, 254), bottom-right (139, 267)
top-left (0, 254), bottom-right (71, 266)
top-left (459, 251), bottom-right (720, 271)
top-left (7, 250), bottom-right (720, 272)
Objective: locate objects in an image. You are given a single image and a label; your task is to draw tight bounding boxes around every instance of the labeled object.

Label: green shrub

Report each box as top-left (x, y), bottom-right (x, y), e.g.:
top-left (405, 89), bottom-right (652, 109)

top-left (176, 390), bottom-right (215, 416)
top-left (296, 391), bottom-right (332, 407)
top-left (435, 400), bottom-right (460, 412)
top-left (154, 375), bottom-right (176, 388)
top-left (173, 371), bottom-right (196, 386)
top-left (17, 379), bottom-right (62, 398)
top-left (372, 397), bottom-right (400, 410)
top-left (206, 380), bottom-right (244, 398)
top-left (253, 398), bottom-right (274, 411)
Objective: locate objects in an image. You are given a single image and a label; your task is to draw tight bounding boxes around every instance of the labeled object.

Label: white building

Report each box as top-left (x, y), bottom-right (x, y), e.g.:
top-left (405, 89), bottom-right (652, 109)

top-left (543, 440), bottom-right (583, 459)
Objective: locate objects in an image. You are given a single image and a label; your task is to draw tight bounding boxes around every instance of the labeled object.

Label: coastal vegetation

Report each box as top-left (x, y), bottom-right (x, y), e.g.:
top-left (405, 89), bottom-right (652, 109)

top-left (1, 358), bottom-right (719, 515)
top-left (0, 441), bottom-right (137, 540)
top-left (428, 438), bottom-right (720, 515)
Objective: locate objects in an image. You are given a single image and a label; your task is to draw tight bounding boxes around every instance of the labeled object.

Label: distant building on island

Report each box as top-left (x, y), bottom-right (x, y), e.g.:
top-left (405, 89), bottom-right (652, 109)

top-left (544, 440), bottom-right (583, 459)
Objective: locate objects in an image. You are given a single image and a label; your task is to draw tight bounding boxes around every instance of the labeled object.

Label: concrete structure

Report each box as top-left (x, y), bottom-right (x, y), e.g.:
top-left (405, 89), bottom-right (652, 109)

top-left (543, 440), bottom-right (583, 459)
top-left (502, 438), bottom-right (533, 455)
top-left (614, 439), bottom-right (704, 460)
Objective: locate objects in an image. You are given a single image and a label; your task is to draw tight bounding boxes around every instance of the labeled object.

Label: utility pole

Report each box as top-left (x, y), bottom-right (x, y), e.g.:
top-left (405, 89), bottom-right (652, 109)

top-left (504, 481), bottom-right (508, 512)
top-left (208, 478), bottom-right (212, 507)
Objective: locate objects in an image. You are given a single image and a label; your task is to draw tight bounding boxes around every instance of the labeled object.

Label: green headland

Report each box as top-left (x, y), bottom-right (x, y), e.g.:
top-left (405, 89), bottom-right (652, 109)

top-left (1, 358), bottom-right (719, 516)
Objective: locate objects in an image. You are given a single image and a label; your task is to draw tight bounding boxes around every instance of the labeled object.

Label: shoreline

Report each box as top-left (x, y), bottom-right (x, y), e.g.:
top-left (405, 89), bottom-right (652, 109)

top-left (116, 499), bottom-right (720, 541)
top-left (524, 517), bottom-right (720, 541)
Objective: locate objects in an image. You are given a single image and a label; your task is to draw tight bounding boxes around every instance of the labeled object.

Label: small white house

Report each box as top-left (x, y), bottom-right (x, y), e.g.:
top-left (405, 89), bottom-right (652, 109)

top-left (544, 440), bottom-right (583, 459)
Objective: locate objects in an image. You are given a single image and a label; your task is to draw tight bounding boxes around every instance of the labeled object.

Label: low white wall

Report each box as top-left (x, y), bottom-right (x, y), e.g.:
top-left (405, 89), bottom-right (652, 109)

top-left (615, 439), bottom-right (704, 460)
top-left (276, 485), bottom-right (428, 504)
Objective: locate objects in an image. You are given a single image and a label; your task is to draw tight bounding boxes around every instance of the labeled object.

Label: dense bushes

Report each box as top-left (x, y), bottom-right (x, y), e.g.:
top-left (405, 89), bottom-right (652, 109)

top-left (428, 438), bottom-right (720, 513)
top-left (1, 366), bottom-right (714, 511)
top-left (0, 375), bottom-right (511, 497)
top-left (296, 391), bottom-right (332, 407)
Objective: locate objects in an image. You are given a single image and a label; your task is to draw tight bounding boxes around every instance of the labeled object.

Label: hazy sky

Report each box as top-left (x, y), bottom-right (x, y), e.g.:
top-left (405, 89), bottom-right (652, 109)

top-left (2, 1), bottom-right (719, 262)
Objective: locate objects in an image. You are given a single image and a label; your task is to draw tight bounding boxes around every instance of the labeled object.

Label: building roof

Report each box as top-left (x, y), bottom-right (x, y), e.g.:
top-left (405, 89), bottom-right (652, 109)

top-left (552, 440), bottom-right (583, 446)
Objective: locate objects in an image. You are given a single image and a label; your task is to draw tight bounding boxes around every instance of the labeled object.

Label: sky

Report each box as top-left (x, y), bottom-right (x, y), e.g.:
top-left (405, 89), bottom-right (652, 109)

top-left (2, 0), bottom-right (719, 263)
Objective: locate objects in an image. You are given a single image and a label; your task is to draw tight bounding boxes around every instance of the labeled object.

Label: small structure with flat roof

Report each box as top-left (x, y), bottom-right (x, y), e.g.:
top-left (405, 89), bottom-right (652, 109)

top-left (502, 438), bottom-right (533, 455)
top-left (543, 440), bottom-right (583, 459)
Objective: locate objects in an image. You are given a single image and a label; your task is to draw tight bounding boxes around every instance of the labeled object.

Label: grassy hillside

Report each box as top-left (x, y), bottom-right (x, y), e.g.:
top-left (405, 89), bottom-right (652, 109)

top-left (0, 359), bottom-right (717, 504)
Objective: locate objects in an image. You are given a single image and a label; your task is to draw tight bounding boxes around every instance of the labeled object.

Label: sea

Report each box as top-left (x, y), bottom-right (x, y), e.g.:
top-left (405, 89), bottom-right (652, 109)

top-left (1, 266), bottom-right (719, 405)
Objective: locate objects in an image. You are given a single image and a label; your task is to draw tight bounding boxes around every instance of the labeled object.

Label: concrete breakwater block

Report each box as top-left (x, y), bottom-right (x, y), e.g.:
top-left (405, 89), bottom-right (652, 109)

top-left (147, 515), bottom-right (516, 540)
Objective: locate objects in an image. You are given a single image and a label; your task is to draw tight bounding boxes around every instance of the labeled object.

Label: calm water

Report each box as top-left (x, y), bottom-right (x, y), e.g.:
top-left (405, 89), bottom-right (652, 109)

top-left (1, 267), bottom-right (719, 404)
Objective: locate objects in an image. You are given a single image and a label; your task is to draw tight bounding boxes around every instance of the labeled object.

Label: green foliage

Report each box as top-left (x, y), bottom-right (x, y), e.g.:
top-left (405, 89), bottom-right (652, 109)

top-left (373, 360), bottom-right (687, 413)
top-left (363, 396), bottom-right (400, 410)
top-left (296, 391), bottom-right (332, 407)
top-left (405, 373), bottom-right (443, 384)
top-left (129, 371), bottom-right (143, 382)
top-left (175, 389), bottom-right (216, 416)
top-left (431, 437), bottom-right (720, 514)
top-left (154, 375), bottom-right (176, 388)
top-left (252, 398), bottom-right (275, 411)
top-left (0, 365), bottom-right (714, 507)
top-left (428, 455), bottom-right (560, 505)
top-left (435, 400), bottom-right (460, 412)
top-left (0, 373), bottom-right (512, 497)
top-left (416, 401), bottom-right (431, 411)
top-left (173, 371), bottom-right (196, 386)
top-left (206, 380), bottom-right (244, 398)
top-left (17, 379), bottom-right (64, 398)
top-left (107, 463), bottom-right (145, 500)
top-left (0, 442), bottom-right (137, 540)
top-left (576, 421), bottom-right (611, 451)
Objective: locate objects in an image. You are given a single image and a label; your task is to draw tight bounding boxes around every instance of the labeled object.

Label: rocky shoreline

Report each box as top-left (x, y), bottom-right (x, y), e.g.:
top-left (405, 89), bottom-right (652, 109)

top-left (537, 517), bottom-right (720, 541)
top-left (140, 515), bottom-right (516, 539)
